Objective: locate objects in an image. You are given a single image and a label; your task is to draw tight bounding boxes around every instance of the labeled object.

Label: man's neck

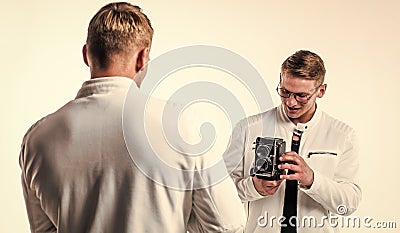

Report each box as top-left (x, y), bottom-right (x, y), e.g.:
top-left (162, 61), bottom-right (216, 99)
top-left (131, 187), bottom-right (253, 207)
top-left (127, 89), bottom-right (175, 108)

top-left (90, 68), bottom-right (136, 80)
top-left (90, 67), bottom-right (142, 87)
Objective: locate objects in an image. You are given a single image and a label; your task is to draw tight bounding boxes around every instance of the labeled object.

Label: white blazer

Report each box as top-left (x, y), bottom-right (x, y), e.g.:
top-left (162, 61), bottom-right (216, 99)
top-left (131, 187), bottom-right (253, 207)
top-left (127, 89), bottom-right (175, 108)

top-left (223, 104), bottom-right (361, 233)
top-left (20, 77), bottom-right (245, 233)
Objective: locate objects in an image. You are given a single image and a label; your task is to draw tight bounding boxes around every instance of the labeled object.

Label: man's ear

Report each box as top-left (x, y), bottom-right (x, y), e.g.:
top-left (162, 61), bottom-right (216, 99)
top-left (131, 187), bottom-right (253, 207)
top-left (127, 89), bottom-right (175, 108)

top-left (317, 84), bottom-right (327, 98)
top-left (135, 47), bottom-right (150, 72)
top-left (82, 44), bottom-right (89, 67)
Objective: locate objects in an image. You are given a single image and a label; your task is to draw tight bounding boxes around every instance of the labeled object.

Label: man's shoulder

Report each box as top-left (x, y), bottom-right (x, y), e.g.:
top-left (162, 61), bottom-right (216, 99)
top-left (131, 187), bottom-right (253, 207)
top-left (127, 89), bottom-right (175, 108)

top-left (22, 101), bottom-right (74, 146)
top-left (22, 116), bottom-right (47, 146)
top-left (237, 107), bottom-right (277, 127)
top-left (320, 110), bottom-right (355, 136)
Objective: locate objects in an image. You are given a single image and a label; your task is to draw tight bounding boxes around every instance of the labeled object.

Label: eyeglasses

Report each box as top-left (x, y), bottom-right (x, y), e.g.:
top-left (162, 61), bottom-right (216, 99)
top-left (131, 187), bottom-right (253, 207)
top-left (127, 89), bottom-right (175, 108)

top-left (276, 83), bottom-right (321, 104)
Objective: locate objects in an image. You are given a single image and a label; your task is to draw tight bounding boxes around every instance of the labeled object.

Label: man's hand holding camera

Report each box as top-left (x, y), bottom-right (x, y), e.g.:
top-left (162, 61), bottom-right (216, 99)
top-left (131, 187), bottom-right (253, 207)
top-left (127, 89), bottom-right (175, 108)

top-left (253, 151), bottom-right (315, 196)
top-left (279, 151), bottom-right (314, 188)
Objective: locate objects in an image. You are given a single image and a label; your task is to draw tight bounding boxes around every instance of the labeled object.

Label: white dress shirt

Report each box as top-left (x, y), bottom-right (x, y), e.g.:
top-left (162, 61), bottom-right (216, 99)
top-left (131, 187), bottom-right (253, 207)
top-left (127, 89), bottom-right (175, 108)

top-left (20, 77), bottom-right (245, 233)
top-left (223, 104), bottom-right (361, 233)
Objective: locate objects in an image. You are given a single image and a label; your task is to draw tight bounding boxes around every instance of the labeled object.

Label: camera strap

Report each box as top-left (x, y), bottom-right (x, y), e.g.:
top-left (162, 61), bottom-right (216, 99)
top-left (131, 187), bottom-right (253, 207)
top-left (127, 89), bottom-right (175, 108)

top-left (281, 129), bottom-right (303, 233)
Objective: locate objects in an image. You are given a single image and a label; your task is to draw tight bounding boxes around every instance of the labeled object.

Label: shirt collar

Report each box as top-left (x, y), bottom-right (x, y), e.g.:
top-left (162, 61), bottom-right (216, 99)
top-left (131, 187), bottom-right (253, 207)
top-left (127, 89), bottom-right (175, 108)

top-left (75, 76), bottom-right (135, 99)
top-left (277, 103), bottom-right (322, 132)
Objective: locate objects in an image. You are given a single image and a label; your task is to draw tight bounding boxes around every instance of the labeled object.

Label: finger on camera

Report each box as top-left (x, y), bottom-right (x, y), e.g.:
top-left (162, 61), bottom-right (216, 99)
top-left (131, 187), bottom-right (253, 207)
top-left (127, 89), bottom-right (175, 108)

top-left (283, 151), bottom-right (299, 157)
top-left (280, 154), bottom-right (301, 164)
top-left (280, 153), bottom-right (296, 161)
top-left (283, 164), bottom-right (302, 172)
top-left (278, 162), bottom-right (301, 171)
top-left (280, 174), bottom-right (298, 180)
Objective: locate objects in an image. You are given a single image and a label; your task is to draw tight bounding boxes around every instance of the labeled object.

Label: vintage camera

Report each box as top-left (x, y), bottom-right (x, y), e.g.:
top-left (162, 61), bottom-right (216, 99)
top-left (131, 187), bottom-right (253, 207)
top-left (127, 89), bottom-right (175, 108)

top-left (250, 137), bottom-right (286, 180)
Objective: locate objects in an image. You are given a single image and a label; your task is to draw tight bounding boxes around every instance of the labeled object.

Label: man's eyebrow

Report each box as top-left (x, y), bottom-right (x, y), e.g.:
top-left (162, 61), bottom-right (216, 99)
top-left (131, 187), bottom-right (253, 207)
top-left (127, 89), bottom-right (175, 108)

top-left (281, 87), bottom-right (309, 95)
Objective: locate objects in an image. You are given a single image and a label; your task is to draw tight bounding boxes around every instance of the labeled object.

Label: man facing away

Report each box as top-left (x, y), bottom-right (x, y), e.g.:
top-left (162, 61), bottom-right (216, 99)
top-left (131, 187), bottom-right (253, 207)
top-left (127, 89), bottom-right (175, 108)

top-left (19, 2), bottom-right (245, 232)
top-left (223, 50), bottom-right (361, 233)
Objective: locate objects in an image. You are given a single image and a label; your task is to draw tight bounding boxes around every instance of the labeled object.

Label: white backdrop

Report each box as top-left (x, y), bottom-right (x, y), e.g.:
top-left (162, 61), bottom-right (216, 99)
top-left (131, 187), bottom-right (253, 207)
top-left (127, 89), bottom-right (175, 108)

top-left (1, 0), bottom-right (399, 232)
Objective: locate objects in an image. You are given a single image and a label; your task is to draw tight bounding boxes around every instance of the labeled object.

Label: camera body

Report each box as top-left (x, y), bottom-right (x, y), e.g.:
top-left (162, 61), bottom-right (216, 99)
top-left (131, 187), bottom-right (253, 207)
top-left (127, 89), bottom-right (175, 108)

top-left (250, 137), bottom-right (286, 180)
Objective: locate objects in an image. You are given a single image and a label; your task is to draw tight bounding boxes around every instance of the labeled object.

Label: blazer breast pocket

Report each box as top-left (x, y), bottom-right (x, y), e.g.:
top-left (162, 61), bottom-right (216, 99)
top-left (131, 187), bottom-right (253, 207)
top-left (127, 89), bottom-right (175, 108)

top-left (305, 151), bottom-right (339, 179)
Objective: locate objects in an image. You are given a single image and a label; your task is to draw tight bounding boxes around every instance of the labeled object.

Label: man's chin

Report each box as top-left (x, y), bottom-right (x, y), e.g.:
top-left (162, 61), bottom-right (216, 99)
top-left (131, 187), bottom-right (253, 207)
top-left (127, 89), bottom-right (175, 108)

top-left (287, 114), bottom-right (300, 121)
top-left (285, 107), bottom-right (301, 118)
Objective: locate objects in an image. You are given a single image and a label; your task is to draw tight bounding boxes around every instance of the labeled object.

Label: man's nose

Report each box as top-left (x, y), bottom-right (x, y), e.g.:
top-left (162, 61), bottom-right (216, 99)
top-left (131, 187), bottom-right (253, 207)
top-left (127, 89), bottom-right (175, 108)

top-left (286, 94), bottom-right (298, 106)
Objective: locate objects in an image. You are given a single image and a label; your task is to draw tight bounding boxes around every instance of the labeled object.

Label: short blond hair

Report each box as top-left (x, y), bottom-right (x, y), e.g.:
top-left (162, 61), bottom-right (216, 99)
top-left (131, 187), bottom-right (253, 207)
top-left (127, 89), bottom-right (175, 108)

top-left (86, 2), bottom-right (153, 68)
top-left (281, 50), bottom-right (326, 86)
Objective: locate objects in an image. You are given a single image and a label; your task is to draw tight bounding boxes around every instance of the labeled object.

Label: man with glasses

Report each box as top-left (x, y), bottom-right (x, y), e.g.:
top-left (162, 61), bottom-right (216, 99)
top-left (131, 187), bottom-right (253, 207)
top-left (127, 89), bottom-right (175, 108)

top-left (223, 50), bottom-right (361, 233)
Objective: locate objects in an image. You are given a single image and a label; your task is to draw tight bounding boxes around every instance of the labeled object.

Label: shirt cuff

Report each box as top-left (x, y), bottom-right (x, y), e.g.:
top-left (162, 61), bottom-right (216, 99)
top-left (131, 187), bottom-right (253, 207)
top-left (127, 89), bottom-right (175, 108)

top-left (299, 170), bottom-right (321, 194)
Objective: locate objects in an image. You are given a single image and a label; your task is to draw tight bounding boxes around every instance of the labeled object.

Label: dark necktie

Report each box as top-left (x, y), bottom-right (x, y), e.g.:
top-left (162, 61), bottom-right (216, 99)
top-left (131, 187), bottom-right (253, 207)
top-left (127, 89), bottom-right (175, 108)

top-left (281, 129), bottom-right (303, 233)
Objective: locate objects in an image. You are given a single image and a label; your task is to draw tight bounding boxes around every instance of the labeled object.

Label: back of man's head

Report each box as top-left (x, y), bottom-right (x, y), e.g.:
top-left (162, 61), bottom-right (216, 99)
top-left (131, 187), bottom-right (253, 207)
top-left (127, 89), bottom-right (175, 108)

top-left (86, 2), bottom-right (153, 70)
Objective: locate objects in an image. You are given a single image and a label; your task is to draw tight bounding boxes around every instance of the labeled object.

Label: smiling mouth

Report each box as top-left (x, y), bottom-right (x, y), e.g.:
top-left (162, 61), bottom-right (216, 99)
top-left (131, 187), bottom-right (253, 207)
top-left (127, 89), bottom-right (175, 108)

top-left (287, 106), bottom-right (301, 112)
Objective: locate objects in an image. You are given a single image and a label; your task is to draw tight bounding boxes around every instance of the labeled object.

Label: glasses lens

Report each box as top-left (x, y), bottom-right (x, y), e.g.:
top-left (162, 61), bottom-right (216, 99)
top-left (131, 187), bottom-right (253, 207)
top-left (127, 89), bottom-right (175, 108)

top-left (295, 95), bottom-right (308, 103)
top-left (277, 87), bottom-right (309, 104)
top-left (277, 84), bottom-right (320, 104)
top-left (277, 88), bottom-right (290, 98)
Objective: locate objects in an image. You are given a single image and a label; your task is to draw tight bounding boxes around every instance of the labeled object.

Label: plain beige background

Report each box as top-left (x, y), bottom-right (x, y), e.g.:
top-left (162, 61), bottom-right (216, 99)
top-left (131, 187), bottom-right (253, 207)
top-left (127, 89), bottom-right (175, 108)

top-left (1, 0), bottom-right (399, 232)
